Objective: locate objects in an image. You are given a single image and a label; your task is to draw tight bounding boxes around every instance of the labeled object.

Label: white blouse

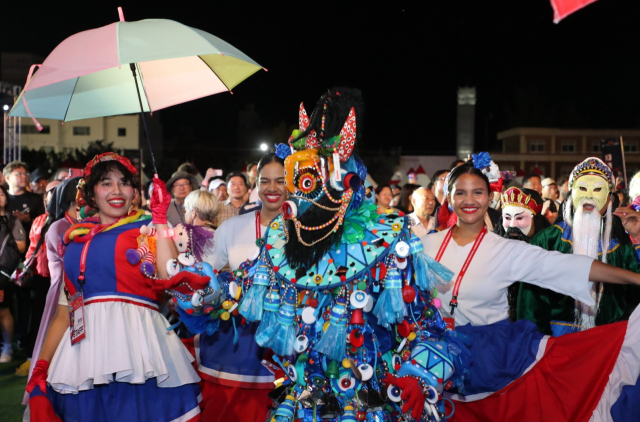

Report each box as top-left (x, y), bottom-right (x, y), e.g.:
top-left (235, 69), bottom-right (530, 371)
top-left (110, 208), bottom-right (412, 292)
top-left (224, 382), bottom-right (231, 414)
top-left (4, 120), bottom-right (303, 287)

top-left (208, 211), bottom-right (268, 271)
top-left (420, 228), bottom-right (595, 326)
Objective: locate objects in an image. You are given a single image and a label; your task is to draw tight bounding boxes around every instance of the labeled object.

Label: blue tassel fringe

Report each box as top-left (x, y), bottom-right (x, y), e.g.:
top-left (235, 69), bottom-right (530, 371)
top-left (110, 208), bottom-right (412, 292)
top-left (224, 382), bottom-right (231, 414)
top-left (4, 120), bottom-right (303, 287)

top-left (314, 323), bottom-right (347, 362)
top-left (373, 286), bottom-right (407, 329)
top-left (255, 317), bottom-right (297, 356)
top-left (414, 252), bottom-right (454, 291)
top-left (239, 284), bottom-right (267, 322)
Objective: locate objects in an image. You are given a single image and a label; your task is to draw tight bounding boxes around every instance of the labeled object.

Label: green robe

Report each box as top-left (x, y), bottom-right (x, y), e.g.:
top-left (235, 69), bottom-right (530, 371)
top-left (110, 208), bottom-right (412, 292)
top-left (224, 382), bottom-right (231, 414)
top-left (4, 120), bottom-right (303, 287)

top-left (517, 222), bottom-right (640, 335)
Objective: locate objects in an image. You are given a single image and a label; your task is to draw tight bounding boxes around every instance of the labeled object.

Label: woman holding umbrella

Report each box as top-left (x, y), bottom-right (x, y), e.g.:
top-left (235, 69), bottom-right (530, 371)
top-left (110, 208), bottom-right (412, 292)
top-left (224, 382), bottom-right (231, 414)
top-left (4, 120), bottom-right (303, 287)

top-left (26, 153), bottom-right (205, 422)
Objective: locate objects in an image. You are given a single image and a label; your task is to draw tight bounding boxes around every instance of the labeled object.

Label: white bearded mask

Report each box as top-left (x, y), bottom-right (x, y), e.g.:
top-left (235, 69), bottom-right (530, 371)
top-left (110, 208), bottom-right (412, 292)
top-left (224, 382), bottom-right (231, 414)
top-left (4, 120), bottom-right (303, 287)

top-left (571, 174), bottom-right (610, 213)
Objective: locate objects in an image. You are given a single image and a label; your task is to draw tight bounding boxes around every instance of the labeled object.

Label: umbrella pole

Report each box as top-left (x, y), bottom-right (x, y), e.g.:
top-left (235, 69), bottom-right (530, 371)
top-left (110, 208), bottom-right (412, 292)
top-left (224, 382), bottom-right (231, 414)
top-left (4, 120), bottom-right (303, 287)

top-left (129, 63), bottom-right (158, 176)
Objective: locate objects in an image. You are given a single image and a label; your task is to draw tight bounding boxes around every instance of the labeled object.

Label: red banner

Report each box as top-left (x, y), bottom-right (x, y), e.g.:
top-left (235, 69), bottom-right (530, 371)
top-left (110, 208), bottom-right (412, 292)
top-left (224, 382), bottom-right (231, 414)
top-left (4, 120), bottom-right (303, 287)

top-left (550, 0), bottom-right (599, 23)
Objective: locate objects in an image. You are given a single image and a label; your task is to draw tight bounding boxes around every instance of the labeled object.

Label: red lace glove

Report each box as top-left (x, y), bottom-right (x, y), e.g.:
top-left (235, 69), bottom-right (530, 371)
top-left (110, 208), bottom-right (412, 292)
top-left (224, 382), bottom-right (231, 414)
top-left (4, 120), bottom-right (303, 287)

top-left (26, 359), bottom-right (49, 394)
top-left (150, 177), bottom-right (171, 225)
top-left (383, 374), bottom-right (425, 420)
top-left (147, 271), bottom-right (211, 294)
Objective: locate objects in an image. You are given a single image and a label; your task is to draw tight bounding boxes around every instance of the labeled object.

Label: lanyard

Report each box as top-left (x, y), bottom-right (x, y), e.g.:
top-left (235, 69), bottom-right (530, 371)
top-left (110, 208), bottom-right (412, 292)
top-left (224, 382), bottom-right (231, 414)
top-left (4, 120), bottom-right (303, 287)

top-left (65, 212), bottom-right (75, 225)
top-left (434, 226), bottom-right (487, 315)
top-left (77, 239), bottom-right (92, 293)
top-left (255, 210), bottom-right (262, 240)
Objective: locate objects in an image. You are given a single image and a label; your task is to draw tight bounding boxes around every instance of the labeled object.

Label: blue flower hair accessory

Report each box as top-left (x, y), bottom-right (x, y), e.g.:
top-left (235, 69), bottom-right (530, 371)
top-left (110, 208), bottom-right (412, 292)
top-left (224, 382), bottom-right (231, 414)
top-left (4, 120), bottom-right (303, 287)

top-left (472, 152), bottom-right (492, 170)
top-left (275, 143), bottom-right (292, 160)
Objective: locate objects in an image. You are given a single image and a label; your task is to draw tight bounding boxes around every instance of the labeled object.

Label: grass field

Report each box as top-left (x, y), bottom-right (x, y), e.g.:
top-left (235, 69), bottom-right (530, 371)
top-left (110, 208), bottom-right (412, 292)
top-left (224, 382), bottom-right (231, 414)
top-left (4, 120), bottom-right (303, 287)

top-left (0, 348), bottom-right (28, 422)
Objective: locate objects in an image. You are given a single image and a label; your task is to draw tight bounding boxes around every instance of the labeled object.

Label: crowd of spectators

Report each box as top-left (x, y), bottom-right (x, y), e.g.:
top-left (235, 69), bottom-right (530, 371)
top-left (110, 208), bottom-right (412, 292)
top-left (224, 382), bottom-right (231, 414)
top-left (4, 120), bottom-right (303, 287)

top-left (0, 158), bottom-right (265, 376)
top-left (0, 154), bottom-right (634, 389)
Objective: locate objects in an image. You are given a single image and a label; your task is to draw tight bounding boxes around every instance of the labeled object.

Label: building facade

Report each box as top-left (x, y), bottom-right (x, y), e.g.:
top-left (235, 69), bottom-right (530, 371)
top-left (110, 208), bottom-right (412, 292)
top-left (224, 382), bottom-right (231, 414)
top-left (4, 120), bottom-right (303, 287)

top-left (494, 127), bottom-right (640, 178)
top-left (18, 115), bottom-right (139, 153)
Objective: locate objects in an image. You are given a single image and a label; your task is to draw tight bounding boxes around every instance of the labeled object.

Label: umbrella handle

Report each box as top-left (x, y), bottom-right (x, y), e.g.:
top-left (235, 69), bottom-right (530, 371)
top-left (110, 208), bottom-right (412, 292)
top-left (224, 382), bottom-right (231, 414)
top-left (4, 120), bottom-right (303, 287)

top-left (129, 63), bottom-right (158, 176)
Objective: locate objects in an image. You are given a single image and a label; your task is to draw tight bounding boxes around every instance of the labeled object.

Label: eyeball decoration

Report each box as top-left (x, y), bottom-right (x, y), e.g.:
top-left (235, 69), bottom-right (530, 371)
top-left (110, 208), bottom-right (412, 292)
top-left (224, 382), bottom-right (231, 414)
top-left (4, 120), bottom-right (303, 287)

top-left (295, 167), bottom-right (322, 199)
top-left (331, 367), bottom-right (360, 399)
top-left (387, 384), bottom-right (402, 403)
top-left (225, 90), bottom-right (460, 421)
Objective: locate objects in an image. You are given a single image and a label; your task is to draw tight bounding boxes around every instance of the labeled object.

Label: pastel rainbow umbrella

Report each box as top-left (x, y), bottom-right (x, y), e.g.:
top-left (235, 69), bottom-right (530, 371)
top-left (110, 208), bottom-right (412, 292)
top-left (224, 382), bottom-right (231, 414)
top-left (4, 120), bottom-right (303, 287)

top-left (8, 8), bottom-right (265, 173)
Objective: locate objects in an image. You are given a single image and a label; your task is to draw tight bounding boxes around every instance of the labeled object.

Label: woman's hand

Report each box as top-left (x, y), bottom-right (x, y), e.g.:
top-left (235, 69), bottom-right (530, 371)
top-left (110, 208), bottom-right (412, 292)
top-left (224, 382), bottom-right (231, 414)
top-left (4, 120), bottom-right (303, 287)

top-left (150, 178), bottom-right (171, 225)
top-left (613, 206), bottom-right (640, 239)
top-left (26, 359), bottom-right (49, 394)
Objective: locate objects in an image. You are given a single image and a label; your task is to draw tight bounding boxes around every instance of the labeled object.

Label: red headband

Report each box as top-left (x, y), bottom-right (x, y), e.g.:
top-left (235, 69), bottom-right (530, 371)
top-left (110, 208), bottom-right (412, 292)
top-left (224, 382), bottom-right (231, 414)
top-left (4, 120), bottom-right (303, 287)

top-left (83, 152), bottom-right (137, 178)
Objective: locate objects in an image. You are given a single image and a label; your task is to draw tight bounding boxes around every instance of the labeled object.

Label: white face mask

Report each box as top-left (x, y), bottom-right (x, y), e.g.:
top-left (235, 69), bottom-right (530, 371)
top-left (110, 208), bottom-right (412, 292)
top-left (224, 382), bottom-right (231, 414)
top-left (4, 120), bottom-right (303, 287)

top-left (502, 205), bottom-right (533, 236)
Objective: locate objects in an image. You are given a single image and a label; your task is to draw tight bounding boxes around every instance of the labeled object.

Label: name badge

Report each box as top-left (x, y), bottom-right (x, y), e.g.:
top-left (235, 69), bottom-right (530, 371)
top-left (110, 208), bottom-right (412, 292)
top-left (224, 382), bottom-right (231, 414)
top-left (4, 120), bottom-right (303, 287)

top-left (443, 317), bottom-right (455, 331)
top-left (68, 292), bottom-right (86, 344)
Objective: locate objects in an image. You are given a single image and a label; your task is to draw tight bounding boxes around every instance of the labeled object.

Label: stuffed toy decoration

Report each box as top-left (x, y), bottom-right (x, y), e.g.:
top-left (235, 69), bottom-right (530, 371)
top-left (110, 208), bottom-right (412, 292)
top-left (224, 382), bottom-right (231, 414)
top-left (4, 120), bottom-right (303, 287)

top-left (126, 225), bottom-right (157, 275)
top-left (143, 223), bottom-right (222, 335)
top-left (237, 88), bottom-right (459, 421)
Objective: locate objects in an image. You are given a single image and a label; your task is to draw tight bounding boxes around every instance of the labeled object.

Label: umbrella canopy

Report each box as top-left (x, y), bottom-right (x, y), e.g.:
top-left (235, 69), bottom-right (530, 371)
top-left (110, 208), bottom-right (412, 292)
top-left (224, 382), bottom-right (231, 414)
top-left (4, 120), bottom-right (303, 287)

top-left (9, 17), bottom-right (264, 121)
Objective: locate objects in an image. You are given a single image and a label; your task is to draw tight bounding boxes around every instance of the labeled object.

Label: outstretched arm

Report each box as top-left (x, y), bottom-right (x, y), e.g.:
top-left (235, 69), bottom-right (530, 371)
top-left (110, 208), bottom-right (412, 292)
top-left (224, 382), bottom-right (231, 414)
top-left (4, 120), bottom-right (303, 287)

top-left (589, 260), bottom-right (640, 285)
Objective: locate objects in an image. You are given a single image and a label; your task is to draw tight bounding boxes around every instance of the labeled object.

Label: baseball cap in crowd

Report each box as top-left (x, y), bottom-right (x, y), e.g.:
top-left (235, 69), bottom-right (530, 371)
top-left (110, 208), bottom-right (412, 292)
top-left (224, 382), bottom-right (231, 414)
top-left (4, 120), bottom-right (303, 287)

top-left (30, 168), bottom-right (51, 183)
top-left (208, 178), bottom-right (227, 192)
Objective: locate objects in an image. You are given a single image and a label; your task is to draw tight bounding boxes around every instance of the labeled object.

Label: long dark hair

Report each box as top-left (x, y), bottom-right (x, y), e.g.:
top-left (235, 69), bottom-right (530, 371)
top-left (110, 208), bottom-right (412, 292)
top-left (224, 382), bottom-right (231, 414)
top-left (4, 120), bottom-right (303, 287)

top-left (83, 161), bottom-right (138, 209)
top-left (284, 88), bottom-right (364, 270)
top-left (399, 184), bottom-right (420, 213)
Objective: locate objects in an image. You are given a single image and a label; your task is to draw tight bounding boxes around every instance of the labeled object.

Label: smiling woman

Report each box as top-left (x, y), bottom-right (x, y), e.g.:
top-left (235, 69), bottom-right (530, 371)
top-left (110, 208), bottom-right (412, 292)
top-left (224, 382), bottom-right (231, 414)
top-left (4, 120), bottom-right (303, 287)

top-left (83, 163), bottom-right (137, 224)
top-left (197, 152), bottom-right (286, 422)
top-left (24, 153), bottom-right (203, 422)
top-left (413, 159), bottom-right (640, 420)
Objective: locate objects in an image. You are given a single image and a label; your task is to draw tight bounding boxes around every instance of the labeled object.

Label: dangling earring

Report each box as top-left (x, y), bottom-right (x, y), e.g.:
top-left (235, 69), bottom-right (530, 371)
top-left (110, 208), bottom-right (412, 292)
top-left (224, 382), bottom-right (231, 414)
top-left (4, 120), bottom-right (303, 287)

top-left (128, 191), bottom-right (137, 214)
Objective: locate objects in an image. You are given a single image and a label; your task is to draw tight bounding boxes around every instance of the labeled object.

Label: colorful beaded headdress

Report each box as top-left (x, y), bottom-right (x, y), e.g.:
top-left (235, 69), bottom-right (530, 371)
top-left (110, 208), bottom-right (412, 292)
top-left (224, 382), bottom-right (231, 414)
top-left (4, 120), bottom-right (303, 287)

top-left (501, 187), bottom-right (542, 215)
top-left (569, 157), bottom-right (614, 190)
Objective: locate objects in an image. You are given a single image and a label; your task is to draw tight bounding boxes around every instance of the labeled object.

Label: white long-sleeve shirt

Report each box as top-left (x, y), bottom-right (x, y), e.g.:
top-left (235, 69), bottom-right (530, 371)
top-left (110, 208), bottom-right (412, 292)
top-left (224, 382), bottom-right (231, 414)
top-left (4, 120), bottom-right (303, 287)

top-left (420, 228), bottom-right (594, 326)
top-left (208, 211), bottom-right (267, 271)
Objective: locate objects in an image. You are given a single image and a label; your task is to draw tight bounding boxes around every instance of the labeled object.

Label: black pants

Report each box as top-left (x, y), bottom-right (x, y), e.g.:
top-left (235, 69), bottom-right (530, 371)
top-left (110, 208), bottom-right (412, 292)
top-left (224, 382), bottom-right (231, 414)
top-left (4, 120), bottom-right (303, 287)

top-left (16, 275), bottom-right (50, 357)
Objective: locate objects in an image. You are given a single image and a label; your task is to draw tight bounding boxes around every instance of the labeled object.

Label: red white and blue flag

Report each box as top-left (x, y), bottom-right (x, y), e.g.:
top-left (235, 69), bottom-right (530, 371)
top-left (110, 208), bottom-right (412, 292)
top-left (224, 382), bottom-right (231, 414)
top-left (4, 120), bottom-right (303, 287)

top-left (550, 0), bottom-right (599, 23)
top-left (447, 308), bottom-right (640, 421)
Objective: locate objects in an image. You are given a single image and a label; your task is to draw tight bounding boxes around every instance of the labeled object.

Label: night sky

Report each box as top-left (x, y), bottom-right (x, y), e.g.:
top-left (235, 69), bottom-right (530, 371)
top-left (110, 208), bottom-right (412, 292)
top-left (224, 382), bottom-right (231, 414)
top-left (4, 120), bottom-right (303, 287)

top-left (2, 1), bottom-right (640, 163)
